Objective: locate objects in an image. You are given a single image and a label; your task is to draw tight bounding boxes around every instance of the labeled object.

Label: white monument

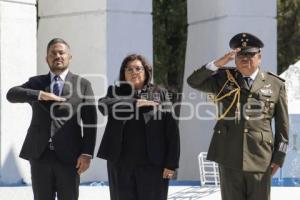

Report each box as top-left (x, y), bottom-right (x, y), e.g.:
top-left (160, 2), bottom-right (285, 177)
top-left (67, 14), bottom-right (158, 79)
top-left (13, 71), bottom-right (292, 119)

top-left (280, 61), bottom-right (300, 184)
top-left (0, 0), bottom-right (37, 184)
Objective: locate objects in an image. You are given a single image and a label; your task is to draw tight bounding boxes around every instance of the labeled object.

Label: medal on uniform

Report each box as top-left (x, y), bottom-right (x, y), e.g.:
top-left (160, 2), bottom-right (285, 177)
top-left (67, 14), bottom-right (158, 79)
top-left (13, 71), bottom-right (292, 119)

top-left (260, 88), bottom-right (273, 96)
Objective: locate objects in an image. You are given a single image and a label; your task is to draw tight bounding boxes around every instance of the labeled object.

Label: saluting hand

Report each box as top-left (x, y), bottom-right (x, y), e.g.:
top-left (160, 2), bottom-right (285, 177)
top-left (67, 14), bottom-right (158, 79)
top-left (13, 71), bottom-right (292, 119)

top-left (76, 154), bottom-right (91, 175)
top-left (136, 99), bottom-right (159, 107)
top-left (39, 91), bottom-right (66, 101)
top-left (214, 48), bottom-right (241, 68)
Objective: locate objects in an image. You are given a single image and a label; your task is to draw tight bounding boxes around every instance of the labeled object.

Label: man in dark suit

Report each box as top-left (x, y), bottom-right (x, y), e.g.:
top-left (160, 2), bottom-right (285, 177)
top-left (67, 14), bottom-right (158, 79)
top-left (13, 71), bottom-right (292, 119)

top-left (187, 33), bottom-right (289, 200)
top-left (6, 38), bottom-right (97, 200)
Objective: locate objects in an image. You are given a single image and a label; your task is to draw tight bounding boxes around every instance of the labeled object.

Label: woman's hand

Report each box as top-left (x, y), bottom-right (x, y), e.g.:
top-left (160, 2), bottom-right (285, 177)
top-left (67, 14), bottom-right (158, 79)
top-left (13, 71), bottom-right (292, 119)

top-left (136, 99), bottom-right (159, 107)
top-left (163, 168), bottom-right (175, 179)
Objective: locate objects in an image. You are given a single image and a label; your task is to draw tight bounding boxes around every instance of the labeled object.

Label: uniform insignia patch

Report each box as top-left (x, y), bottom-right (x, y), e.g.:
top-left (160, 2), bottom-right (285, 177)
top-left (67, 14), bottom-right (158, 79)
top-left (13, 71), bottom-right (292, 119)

top-left (279, 142), bottom-right (288, 153)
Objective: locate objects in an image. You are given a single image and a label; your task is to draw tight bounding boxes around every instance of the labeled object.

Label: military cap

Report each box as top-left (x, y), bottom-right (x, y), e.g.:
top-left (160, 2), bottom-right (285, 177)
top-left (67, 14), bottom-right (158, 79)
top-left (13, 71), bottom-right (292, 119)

top-left (229, 32), bottom-right (264, 53)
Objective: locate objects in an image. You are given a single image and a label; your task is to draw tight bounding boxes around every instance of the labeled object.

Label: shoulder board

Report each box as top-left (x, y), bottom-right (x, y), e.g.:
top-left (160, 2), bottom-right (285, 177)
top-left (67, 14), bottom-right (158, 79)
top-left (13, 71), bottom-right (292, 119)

top-left (267, 71), bottom-right (285, 82)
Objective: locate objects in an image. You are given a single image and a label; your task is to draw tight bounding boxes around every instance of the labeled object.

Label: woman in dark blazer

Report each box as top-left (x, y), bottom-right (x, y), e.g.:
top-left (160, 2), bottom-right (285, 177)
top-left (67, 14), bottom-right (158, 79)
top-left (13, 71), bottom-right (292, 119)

top-left (97, 54), bottom-right (180, 200)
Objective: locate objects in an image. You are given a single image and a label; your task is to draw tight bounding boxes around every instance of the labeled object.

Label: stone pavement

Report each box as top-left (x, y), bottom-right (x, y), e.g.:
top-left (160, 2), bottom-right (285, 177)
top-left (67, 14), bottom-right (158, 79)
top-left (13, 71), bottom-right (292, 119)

top-left (0, 185), bottom-right (300, 200)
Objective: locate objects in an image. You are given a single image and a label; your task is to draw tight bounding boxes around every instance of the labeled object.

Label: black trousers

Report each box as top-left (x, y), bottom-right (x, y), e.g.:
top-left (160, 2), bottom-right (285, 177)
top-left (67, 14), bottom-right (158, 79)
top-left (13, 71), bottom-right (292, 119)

top-left (29, 149), bottom-right (80, 200)
top-left (107, 161), bottom-right (169, 200)
top-left (219, 165), bottom-right (271, 200)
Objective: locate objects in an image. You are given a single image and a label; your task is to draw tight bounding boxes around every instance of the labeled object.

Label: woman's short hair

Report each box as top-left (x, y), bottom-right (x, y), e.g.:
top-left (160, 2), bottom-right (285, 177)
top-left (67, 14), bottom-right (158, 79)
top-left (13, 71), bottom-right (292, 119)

top-left (119, 54), bottom-right (152, 86)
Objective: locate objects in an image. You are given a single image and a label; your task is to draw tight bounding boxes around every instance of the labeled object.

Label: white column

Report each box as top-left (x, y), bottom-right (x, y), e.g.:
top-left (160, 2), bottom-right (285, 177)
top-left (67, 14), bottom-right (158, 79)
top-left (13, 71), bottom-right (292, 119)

top-left (107, 0), bottom-right (153, 84)
top-left (0, 0), bottom-right (37, 184)
top-left (38, 0), bottom-right (152, 182)
top-left (178, 0), bottom-right (277, 180)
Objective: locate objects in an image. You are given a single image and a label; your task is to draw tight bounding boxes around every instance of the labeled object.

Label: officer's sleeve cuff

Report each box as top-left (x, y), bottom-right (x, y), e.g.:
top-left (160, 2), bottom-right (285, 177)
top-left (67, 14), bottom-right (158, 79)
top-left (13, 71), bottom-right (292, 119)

top-left (272, 151), bottom-right (286, 167)
top-left (205, 60), bottom-right (218, 71)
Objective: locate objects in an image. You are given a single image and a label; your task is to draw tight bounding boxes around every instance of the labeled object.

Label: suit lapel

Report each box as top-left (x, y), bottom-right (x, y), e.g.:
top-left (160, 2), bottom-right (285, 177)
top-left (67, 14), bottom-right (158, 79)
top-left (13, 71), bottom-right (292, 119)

top-left (250, 70), bottom-right (265, 92)
top-left (61, 71), bottom-right (74, 97)
top-left (243, 78), bottom-right (250, 90)
top-left (37, 73), bottom-right (51, 111)
top-left (235, 71), bottom-right (248, 89)
top-left (44, 73), bottom-right (51, 92)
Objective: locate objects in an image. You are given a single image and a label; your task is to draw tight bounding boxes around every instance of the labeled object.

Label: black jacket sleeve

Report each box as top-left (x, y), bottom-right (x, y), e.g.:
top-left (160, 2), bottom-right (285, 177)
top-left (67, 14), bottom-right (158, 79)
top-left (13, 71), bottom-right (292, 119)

top-left (187, 65), bottom-right (219, 94)
top-left (6, 78), bottom-right (40, 103)
top-left (161, 89), bottom-right (180, 170)
top-left (98, 85), bottom-right (137, 116)
top-left (80, 80), bottom-right (98, 156)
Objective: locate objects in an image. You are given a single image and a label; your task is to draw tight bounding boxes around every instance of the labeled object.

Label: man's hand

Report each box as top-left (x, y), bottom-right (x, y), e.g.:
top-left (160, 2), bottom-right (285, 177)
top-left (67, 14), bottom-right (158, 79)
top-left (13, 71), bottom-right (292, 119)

top-left (39, 91), bottom-right (66, 101)
top-left (136, 99), bottom-right (159, 107)
top-left (163, 168), bottom-right (175, 179)
top-left (76, 155), bottom-right (91, 175)
top-left (214, 48), bottom-right (241, 68)
top-left (270, 163), bottom-right (280, 176)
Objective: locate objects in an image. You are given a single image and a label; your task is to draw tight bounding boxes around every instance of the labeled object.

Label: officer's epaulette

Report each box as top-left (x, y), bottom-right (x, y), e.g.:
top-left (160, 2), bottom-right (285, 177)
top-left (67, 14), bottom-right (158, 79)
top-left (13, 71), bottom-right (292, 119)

top-left (267, 71), bottom-right (285, 82)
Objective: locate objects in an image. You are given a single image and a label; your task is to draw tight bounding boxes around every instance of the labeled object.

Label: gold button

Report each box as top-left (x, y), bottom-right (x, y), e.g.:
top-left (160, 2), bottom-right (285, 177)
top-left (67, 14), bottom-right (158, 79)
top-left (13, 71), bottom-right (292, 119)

top-left (245, 116), bottom-right (250, 120)
top-left (218, 130), bottom-right (221, 134)
top-left (244, 129), bottom-right (248, 133)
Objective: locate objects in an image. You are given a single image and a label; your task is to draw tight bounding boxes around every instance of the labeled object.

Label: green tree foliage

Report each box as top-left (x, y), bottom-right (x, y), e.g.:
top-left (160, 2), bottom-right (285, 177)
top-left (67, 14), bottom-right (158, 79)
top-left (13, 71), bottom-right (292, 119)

top-left (277, 0), bottom-right (300, 73)
top-left (153, 0), bottom-right (187, 94)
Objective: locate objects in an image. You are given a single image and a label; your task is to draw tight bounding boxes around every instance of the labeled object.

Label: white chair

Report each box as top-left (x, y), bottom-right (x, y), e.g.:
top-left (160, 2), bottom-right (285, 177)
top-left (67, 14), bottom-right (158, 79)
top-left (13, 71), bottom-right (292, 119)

top-left (198, 152), bottom-right (220, 186)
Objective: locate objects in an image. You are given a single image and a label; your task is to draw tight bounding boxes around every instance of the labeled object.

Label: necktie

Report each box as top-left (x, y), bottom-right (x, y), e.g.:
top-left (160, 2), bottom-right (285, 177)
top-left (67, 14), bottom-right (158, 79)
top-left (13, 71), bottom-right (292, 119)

top-left (53, 75), bottom-right (60, 96)
top-left (244, 77), bottom-right (253, 88)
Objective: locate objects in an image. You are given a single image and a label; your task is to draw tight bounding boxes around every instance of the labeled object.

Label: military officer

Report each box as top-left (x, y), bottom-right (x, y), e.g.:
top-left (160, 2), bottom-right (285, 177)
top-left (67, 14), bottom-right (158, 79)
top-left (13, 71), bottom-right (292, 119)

top-left (187, 32), bottom-right (289, 200)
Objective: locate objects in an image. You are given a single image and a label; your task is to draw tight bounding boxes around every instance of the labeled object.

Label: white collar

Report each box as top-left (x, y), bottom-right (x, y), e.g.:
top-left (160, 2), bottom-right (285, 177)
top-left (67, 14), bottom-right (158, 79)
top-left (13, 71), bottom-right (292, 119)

top-left (50, 69), bottom-right (69, 81)
top-left (243, 67), bottom-right (259, 80)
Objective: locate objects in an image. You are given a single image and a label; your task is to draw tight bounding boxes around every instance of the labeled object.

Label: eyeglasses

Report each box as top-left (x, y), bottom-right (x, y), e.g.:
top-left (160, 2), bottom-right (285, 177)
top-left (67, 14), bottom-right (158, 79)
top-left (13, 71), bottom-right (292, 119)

top-left (236, 52), bottom-right (258, 59)
top-left (125, 66), bottom-right (144, 74)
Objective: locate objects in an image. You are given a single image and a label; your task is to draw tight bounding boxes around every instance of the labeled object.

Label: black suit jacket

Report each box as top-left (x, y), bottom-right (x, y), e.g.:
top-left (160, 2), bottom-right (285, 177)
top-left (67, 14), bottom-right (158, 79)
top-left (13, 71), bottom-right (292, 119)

top-left (97, 83), bottom-right (180, 170)
top-left (6, 71), bottom-right (97, 165)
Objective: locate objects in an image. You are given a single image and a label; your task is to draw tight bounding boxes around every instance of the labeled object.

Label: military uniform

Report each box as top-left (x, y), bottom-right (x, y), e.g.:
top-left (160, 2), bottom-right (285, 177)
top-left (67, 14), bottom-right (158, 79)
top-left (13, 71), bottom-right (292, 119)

top-left (187, 33), bottom-right (289, 200)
